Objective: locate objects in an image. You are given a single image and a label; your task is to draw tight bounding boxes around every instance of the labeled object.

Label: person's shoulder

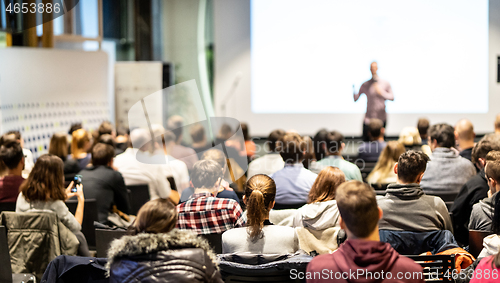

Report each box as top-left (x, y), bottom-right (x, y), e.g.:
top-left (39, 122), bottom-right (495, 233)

top-left (307, 252), bottom-right (338, 271)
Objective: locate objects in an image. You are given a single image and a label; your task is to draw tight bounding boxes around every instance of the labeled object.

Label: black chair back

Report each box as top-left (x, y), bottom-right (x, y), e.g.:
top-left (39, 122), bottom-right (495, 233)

top-left (95, 229), bottom-right (127, 258)
top-left (126, 185), bottom-right (150, 215)
top-left (469, 230), bottom-right (492, 258)
top-left (406, 254), bottom-right (455, 282)
top-left (0, 225), bottom-right (13, 283)
top-left (218, 253), bottom-right (312, 283)
top-left (0, 202), bottom-right (16, 214)
top-left (66, 199), bottom-right (98, 249)
top-left (200, 233), bottom-right (223, 254)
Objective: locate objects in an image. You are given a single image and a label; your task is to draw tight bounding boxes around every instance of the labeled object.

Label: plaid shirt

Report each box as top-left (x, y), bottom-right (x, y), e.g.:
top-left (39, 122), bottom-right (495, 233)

top-left (176, 192), bottom-right (245, 234)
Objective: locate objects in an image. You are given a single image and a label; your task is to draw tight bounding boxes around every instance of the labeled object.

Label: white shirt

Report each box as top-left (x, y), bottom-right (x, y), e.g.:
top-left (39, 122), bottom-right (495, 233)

top-left (247, 153), bottom-right (285, 179)
top-left (114, 148), bottom-right (171, 200)
top-left (162, 154), bottom-right (190, 195)
top-left (22, 148), bottom-right (34, 179)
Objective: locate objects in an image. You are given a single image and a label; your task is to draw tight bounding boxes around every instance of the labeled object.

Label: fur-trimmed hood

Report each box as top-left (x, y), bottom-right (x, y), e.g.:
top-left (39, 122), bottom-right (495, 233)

top-left (106, 229), bottom-right (218, 271)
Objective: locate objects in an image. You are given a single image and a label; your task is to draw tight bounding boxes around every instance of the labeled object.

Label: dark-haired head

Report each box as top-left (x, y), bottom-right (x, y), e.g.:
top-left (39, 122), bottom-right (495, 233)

top-left (396, 150), bottom-right (430, 184)
top-left (244, 174), bottom-right (276, 240)
top-left (0, 141), bottom-right (24, 171)
top-left (20, 154), bottom-right (66, 202)
top-left (428, 123), bottom-right (455, 149)
top-left (267, 129), bottom-right (285, 152)
top-left (92, 143), bottom-right (115, 166)
top-left (276, 132), bottom-right (306, 164)
top-left (128, 198), bottom-right (178, 235)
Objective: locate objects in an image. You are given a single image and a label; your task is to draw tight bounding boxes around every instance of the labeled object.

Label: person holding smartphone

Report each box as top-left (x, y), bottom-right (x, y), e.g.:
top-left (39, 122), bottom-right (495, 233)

top-left (16, 154), bottom-right (89, 255)
top-left (353, 61), bottom-right (394, 141)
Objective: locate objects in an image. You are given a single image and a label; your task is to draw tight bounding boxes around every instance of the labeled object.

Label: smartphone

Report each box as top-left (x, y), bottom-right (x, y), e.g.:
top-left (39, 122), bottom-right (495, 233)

top-left (72, 175), bottom-right (82, 193)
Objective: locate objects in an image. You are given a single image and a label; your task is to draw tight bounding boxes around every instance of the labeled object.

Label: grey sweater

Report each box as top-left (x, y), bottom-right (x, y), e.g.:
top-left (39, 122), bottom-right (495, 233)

top-left (420, 147), bottom-right (476, 194)
top-left (469, 191), bottom-right (498, 231)
top-left (377, 183), bottom-right (453, 232)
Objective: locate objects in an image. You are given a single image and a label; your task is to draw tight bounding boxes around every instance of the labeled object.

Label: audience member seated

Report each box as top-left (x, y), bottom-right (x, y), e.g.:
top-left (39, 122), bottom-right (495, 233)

top-left (469, 151), bottom-right (500, 232)
top-left (470, 252), bottom-right (500, 283)
top-left (151, 124), bottom-right (190, 195)
top-left (357, 118), bottom-right (387, 162)
top-left (455, 119), bottom-right (476, 162)
top-left (420, 123), bottom-right (476, 195)
top-left (67, 129), bottom-right (92, 170)
top-left (180, 149), bottom-right (240, 203)
top-left (49, 132), bottom-right (80, 182)
top-left (452, 134), bottom-right (500, 245)
top-left (2, 131), bottom-right (34, 179)
top-left (366, 141), bottom-right (406, 185)
top-left (78, 143), bottom-right (131, 225)
top-left (398, 126), bottom-right (432, 155)
top-left (378, 150), bottom-right (453, 231)
top-left (167, 115), bottom-right (199, 171)
top-left (306, 181), bottom-right (425, 283)
top-left (310, 131), bottom-right (362, 181)
top-left (302, 135), bottom-right (316, 169)
top-left (114, 128), bottom-right (171, 200)
top-left (115, 127), bottom-right (129, 153)
top-left (293, 166), bottom-right (346, 254)
top-left (477, 193), bottom-right (500, 258)
top-left (107, 198), bottom-right (223, 282)
top-left (0, 141), bottom-right (24, 202)
top-left (190, 123), bottom-right (211, 158)
top-left (16, 154), bottom-right (89, 255)
top-left (241, 123), bottom-right (256, 161)
top-left (271, 132), bottom-right (318, 208)
top-left (418, 118), bottom-right (430, 145)
top-left (97, 134), bottom-right (123, 156)
top-left (177, 160), bottom-right (244, 234)
top-left (222, 174), bottom-right (299, 254)
top-left (247, 129), bottom-right (285, 179)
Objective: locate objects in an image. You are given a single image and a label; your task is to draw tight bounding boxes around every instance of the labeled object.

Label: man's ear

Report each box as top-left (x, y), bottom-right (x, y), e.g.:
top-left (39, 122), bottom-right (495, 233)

top-left (393, 163), bottom-right (398, 175)
top-left (189, 180), bottom-right (194, 188)
top-left (378, 206), bottom-right (383, 220)
top-left (380, 128), bottom-right (385, 136)
top-left (108, 159), bottom-right (114, 168)
top-left (339, 216), bottom-right (346, 230)
top-left (416, 172), bottom-right (425, 183)
top-left (341, 142), bottom-right (345, 151)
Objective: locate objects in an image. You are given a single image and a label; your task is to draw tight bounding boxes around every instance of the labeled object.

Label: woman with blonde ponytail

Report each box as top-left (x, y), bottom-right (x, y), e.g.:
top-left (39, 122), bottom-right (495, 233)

top-left (222, 174), bottom-right (299, 254)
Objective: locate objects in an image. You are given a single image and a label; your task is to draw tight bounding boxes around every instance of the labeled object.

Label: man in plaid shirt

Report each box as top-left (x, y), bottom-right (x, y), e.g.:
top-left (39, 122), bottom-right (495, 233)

top-left (177, 160), bottom-right (245, 234)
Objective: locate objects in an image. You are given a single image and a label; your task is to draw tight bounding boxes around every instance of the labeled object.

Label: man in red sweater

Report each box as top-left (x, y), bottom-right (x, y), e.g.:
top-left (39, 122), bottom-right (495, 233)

top-left (306, 181), bottom-right (425, 283)
top-left (0, 141), bottom-right (25, 203)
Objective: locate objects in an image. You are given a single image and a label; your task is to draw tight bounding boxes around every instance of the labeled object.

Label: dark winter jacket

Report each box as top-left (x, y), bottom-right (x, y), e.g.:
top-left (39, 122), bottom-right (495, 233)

top-left (107, 229), bottom-right (223, 283)
top-left (451, 169), bottom-right (489, 245)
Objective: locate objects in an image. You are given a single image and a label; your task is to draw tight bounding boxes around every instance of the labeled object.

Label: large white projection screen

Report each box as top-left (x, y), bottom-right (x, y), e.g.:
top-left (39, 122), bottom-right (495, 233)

top-left (214, 0), bottom-right (500, 136)
top-left (251, 0), bottom-right (488, 114)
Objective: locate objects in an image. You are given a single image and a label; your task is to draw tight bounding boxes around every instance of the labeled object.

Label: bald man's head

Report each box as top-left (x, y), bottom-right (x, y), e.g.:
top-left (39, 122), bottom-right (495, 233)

top-left (455, 119), bottom-right (475, 141)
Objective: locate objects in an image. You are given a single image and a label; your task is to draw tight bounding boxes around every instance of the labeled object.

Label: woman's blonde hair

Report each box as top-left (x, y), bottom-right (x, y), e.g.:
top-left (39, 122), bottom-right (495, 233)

top-left (367, 141), bottom-right (406, 184)
top-left (245, 174), bottom-right (276, 240)
top-left (71, 129), bottom-right (90, 157)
